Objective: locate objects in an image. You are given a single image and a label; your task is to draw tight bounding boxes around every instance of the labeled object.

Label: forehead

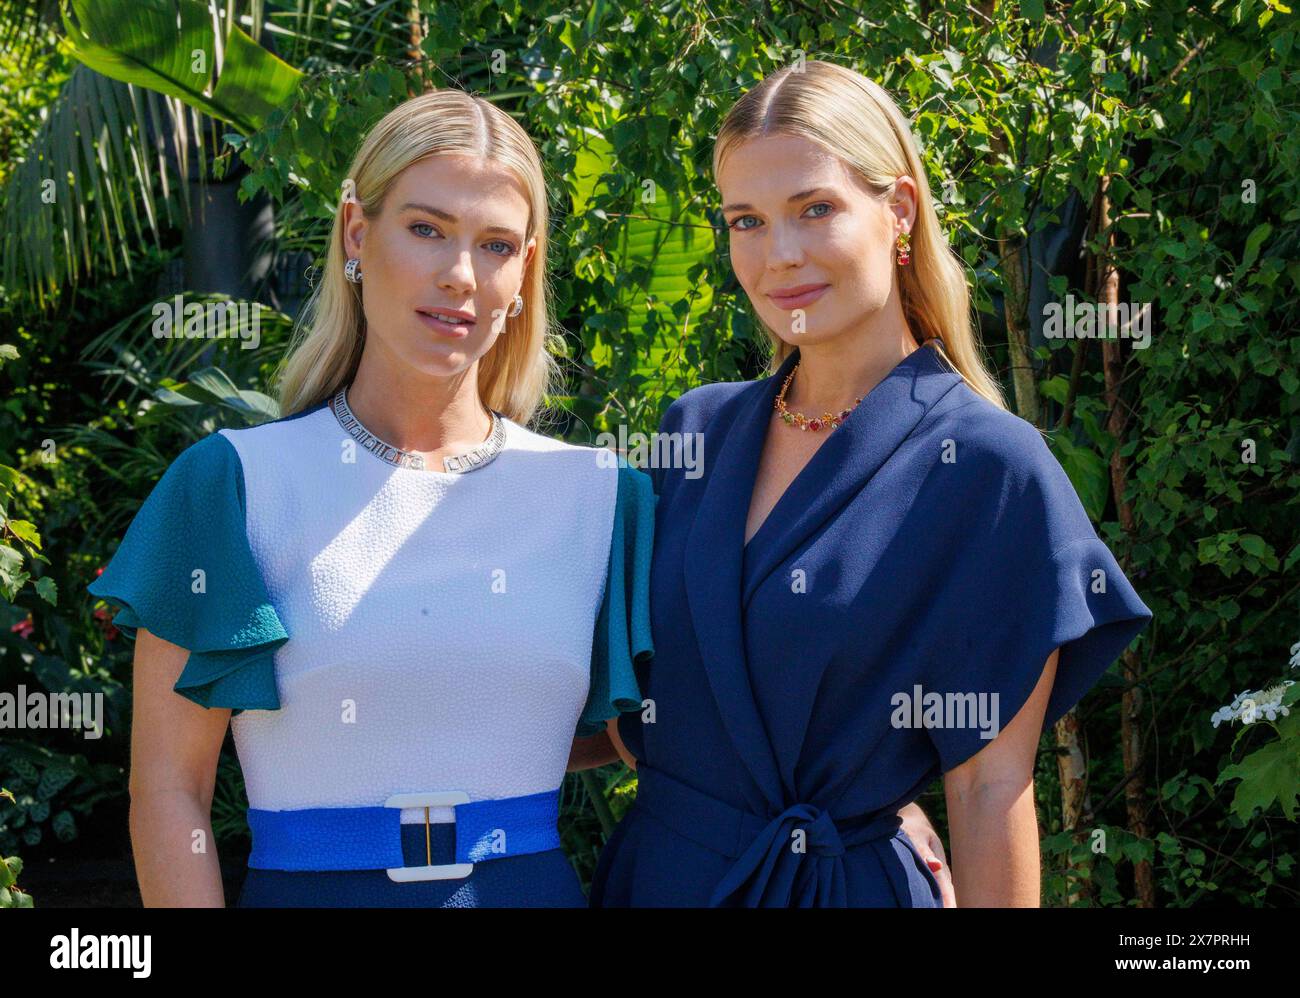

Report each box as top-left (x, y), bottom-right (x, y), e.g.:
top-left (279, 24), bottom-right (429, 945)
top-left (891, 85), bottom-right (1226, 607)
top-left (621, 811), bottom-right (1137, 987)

top-left (717, 134), bottom-right (859, 202)
top-left (389, 153), bottom-right (531, 220)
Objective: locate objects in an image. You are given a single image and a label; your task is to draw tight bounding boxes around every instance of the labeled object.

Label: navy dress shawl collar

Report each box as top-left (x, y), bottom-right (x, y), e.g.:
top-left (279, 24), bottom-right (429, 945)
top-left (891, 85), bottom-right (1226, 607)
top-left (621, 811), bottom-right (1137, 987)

top-left (681, 343), bottom-right (963, 817)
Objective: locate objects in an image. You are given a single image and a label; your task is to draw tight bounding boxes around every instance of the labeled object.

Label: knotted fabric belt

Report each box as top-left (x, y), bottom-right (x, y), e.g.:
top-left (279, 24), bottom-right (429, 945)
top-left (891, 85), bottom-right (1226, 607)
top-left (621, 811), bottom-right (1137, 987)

top-left (634, 762), bottom-right (907, 907)
top-left (247, 788), bottom-right (561, 882)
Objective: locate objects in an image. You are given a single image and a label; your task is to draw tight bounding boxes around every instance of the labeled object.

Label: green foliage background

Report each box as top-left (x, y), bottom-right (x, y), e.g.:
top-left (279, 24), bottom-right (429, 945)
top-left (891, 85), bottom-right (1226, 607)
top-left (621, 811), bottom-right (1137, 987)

top-left (0, 0), bottom-right (1296, 907)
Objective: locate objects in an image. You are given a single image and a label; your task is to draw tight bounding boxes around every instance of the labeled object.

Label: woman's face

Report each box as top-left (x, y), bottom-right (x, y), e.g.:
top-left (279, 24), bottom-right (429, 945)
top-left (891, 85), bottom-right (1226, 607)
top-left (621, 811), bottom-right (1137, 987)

top-left (717, 134), bottom-right (915, 349)
top-left (343, 154), bottom-right (536, 379)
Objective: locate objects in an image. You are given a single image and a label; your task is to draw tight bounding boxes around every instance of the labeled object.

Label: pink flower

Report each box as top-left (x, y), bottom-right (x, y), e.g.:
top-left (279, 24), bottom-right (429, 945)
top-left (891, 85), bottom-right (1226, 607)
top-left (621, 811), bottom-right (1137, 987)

top-left (10, 616), bottom-right (34, 639)
top-left (93, 606), bottom-right (120, 642)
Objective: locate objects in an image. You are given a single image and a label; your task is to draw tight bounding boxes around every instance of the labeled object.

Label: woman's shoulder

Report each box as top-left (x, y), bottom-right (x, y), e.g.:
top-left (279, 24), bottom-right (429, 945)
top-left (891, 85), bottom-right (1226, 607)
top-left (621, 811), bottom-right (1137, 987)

top-left (217, 401), bottom-right (331, 454)
top-left (921, 383), bottom-right (1057, 483)
top-left (502, 418), bottom-right (615, 477)
top-left (920, 383), bottom-right (1099, 550)
top-left (148, 429), bottom-right (244, 497)
top-left (502, 417), bottom-right (597, 455)
top-left (502, 419), bottom-right (652, 498)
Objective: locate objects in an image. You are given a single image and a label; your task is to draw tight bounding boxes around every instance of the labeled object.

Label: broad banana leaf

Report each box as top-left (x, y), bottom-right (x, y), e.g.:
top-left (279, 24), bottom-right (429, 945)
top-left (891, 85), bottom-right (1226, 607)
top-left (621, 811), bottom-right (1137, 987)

top-left (61, 0), bottom-right (302, 134)
top-left (570, 130), bottom-right (715, 413)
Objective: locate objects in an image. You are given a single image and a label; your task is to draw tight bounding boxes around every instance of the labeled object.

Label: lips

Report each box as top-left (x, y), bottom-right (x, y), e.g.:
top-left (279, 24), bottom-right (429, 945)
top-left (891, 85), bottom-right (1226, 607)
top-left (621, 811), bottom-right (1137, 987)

top-left (415, 307), bottom-right (476, 338)
top-left (766, 283), bottom-right (829, 310)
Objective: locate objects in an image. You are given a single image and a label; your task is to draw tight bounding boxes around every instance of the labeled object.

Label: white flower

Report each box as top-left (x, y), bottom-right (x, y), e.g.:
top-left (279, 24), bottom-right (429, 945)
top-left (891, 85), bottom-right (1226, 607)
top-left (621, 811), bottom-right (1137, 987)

top-left (1211, 681), bottom-right (1295, 727)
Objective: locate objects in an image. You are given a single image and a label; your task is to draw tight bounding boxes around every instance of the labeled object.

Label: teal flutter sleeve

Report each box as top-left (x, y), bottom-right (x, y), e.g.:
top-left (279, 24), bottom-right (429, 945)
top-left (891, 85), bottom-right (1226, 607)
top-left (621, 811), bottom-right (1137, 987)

top-left (576, 463), bottom-right (656, 737)
top-left (87, 433), bottom-right (287, 712)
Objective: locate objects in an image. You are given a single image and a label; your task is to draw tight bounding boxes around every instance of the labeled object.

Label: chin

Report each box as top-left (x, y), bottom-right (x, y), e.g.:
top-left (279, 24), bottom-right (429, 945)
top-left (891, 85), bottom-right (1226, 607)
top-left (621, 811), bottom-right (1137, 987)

top-left (768, 322), bottom-right (848, 351)
top-left (404, 345), bottom-right (477, 379)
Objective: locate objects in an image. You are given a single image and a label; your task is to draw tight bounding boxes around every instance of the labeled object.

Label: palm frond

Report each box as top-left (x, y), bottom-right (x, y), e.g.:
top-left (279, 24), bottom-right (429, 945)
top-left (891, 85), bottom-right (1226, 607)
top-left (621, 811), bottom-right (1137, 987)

top-left (0, 66), bottom-right (192, 306)
top-left (0, 0), bottom-right (62, 65)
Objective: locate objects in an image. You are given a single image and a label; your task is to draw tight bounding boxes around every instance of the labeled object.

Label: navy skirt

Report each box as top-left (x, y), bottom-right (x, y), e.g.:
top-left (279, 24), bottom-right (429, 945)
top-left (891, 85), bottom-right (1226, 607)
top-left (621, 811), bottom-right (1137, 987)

top-left (237, 821), bottom-right (587, 908)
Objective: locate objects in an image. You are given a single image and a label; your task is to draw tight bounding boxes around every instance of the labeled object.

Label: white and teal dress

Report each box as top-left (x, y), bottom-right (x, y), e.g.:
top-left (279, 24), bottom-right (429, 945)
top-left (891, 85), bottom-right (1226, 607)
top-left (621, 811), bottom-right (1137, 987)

top-left (88, 396), bottom-right (654, 907)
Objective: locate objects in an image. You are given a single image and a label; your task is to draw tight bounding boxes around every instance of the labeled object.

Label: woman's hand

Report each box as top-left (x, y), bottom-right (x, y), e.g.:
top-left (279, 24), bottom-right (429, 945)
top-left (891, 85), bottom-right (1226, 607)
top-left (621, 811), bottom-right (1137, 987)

top-left (898, 802), bottom-right (956, 907)
top-left (129, 627), bottom-right (231, 907)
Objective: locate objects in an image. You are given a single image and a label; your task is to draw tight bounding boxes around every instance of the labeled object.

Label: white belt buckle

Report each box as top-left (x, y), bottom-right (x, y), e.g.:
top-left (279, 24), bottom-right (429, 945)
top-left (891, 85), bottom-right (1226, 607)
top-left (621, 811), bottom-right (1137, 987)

top-left (384, 791), bottom-right (474, 882)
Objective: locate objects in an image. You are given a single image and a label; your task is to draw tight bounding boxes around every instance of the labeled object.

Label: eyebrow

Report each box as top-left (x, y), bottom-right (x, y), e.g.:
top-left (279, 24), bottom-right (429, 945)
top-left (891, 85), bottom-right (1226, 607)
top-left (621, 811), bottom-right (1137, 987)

top-left (397, 201), bottom-right (524, 241)
top-left (721, 187), bottom-right (837, 215)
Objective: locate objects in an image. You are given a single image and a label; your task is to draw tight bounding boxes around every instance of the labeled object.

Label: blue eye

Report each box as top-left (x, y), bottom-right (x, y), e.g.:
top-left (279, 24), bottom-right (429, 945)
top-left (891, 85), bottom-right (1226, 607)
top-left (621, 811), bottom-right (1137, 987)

top-left (410, 222), bottom-right (439, 238)
top-left (804, 202), bottom-right (833, 218)
top-left (484, 240), bottom-right (516, 256)
top-left (728, 215), bottom-right (761, 231)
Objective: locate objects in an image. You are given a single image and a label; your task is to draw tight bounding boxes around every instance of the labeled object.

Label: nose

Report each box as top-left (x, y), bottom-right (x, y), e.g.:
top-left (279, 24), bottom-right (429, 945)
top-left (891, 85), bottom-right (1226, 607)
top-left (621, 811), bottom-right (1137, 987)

top-left (438, 244), bottom-right (476, 297)
top-left (765, 220), bottom-right (804, 271)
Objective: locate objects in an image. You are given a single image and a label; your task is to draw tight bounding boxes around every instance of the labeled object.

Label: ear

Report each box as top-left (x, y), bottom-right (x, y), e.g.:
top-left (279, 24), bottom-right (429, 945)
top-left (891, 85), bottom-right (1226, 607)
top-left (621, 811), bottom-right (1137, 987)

top-left (342, 200), bottom-right (368, 258)
top-left (890, 176), bottom-right (919, 231)
top-left (522, 235), bottom-right (537, 270)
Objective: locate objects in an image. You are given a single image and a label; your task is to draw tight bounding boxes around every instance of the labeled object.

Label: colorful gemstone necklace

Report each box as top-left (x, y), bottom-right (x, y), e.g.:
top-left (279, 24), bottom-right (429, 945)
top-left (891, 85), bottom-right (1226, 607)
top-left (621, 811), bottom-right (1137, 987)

top-left (773, 363), bottom-right (863, 431)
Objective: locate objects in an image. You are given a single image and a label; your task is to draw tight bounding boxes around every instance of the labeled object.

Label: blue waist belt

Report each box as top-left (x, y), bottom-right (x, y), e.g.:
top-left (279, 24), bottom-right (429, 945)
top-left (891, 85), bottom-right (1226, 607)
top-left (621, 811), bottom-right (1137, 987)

top-left (247, 789), bottom-right (562, 881)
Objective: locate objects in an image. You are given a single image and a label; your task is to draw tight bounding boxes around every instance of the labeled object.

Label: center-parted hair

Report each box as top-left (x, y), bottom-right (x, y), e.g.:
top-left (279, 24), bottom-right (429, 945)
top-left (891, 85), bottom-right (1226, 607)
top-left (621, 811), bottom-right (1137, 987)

top-left (277, 88), bottom-right (557, 423)
top-left (714, 61), bottom-right (1006, 410)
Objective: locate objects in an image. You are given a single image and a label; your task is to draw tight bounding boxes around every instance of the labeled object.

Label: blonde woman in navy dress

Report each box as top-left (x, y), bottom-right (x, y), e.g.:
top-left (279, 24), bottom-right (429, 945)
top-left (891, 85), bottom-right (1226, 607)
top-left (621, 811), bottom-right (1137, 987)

top-left (88, 90), bottom-right (654, 907)
top-left (592, 62), bottom-right (1153, 907)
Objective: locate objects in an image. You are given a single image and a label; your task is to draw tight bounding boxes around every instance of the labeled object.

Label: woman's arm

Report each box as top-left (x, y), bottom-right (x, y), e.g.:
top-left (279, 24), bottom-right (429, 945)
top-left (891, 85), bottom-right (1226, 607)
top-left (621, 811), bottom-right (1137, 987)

top-left (129, 627), bottom-right (231, 907)
top-left (567, 729), bottom-right (621, 771)
top-left (567, 714), bottom-right (641, 771)
top-left (943, 648), bottom-right (1060, 907)
top-left (606, 715), bottom-right (636, 769)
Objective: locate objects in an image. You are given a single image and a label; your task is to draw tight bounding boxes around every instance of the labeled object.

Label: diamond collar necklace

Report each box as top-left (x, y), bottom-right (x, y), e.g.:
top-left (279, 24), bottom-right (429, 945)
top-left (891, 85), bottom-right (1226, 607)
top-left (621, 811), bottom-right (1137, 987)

top-left (329, 387), bottom-right (507, 474)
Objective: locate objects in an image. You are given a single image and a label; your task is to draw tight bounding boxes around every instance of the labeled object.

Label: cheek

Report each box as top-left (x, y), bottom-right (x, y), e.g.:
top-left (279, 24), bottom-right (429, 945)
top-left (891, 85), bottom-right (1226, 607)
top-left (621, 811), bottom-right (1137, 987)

top-left (821, 217), bottom-right (891, 291)
top-left (368, 232), bottom-right (427, 286)
top-left (478, 257), bottom-right (521, 297)
top-left (727, 236), bottom-right (764, 289)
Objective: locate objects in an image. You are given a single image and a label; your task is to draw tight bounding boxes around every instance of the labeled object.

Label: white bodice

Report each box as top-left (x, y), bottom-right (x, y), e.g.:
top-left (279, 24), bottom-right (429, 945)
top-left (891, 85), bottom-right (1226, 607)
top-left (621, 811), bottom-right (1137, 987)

top-left (219, 406), bottom-right (617, 823)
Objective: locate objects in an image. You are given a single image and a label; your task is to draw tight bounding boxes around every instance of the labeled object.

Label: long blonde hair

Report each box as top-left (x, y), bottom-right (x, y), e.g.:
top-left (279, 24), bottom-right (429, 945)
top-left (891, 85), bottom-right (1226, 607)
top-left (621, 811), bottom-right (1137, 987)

top-left (714, 61), bottom-right (1006, 409)
top-left (277, 89), bottom-right (557, 423)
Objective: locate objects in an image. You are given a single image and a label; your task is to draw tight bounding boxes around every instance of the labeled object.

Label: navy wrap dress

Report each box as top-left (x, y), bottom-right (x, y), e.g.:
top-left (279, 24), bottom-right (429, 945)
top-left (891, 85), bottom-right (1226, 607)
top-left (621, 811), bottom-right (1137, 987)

top-left (591, 343), bottom-right (1153, 907)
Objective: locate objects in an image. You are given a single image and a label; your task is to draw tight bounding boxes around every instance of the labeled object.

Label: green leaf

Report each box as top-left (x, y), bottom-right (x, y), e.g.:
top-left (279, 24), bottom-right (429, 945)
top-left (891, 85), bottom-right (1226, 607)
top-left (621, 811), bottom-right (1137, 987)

top-left (559, 19), bottom-right (579, 55)
top-left (209, 20), bottom-right (303, 129)
top-left (582, 0), bottom-right (608, 38)
top-left (0, 465), bottom-right (24, 493)
top-left (34, 576), bottom-right (58, 607)
top-left (0, 546), bottom-right (26, 596)
top-left (571, 132), bottom-right (715, 405)
top-left (62, 0), bottom-right (302, 134)
top-left (5, 519), bottom-right (41, 550)
top-left (1216, 714), bottom-right (1300, 820)
top-left (1242, 223), bottom-right (1272, 269)
top-left (52, 810), bottom-right (78, 843)
top-left (1049, 433), bottom-right (1110, 521)
top-left (37, 767), bottom-right (75, 802)
top-left (1039, 374), bottom-right (1071, 405)
top-left (154, 366), bottom-right (281, 424)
